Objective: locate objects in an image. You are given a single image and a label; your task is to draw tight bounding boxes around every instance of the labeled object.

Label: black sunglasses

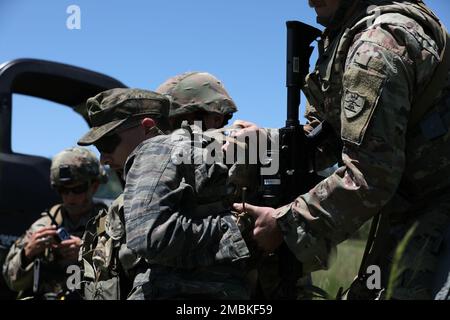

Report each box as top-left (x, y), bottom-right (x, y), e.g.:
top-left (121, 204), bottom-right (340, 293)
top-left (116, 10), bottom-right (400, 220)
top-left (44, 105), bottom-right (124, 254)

top-left (94, 134), bottom-right (122, 154)
top-left (93, 120), bottom-right (145, 154)
top-left (57, 182), bottom-right (89, 195)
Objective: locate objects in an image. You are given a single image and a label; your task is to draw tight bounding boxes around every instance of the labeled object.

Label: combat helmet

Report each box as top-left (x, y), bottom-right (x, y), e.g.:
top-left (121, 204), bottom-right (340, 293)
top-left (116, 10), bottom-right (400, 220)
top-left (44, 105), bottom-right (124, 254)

top-left (155, 72), bottom-right (238, 120)
top-left (50, 147), bottom-right (107, 187)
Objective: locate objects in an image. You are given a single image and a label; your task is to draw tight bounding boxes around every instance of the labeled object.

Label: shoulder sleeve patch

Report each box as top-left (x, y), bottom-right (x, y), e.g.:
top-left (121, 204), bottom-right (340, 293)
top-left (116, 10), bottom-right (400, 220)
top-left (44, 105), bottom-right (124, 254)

top-left (341, 65), bottom-right (386, 145)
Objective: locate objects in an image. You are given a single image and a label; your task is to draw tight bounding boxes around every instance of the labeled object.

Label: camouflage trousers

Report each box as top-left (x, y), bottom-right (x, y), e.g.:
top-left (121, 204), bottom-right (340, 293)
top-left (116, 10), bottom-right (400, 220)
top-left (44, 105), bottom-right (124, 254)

top-left (387, 199), bottom-right (450, 299)
top-left (347, 196), bottom-right (450, 300)
top-left (127, 265), bottom-right (250, 300)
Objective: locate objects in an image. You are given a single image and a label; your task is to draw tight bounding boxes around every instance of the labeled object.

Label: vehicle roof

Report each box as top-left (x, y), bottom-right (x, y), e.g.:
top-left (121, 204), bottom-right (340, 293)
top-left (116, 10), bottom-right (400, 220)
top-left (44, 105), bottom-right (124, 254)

top-left (0, 58), bottom-right (126, 121)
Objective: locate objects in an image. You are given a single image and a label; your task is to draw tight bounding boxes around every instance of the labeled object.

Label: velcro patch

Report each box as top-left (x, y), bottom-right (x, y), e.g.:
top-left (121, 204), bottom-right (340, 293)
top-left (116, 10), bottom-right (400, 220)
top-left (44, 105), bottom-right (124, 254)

top-left (341, 65), bottom-right (386, 145)
top-left (343, 90), bottom-right (366, 119)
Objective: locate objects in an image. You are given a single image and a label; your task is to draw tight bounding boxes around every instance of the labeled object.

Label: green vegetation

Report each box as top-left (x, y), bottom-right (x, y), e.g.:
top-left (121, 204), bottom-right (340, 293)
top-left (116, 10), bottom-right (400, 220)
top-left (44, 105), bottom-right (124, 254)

top-left (312, 239), bottom-right (366, 299)
top-left (312, 224), bottom-right (369, 300)
top-left (386, 223), bottom-right (418, 299)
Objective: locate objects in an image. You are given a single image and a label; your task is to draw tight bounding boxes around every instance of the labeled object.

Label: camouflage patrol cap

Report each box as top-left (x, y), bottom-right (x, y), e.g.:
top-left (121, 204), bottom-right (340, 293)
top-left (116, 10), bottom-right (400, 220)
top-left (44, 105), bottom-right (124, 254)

top-left (78, 88), bottom-right (170, 146)
top-left (155, 72), bottom-right (237, 118)
top-left (50, 147), bottom-right (107, 187)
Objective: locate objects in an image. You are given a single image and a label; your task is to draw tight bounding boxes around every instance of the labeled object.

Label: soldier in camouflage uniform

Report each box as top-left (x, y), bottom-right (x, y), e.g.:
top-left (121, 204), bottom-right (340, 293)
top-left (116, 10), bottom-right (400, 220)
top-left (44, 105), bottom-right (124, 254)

top-left (156, 72), bottom-right (314, 299)
top-left (233, 0), bottom-right (450, 299)
top-left (78, 88), bottom-right (251, 300)
top-left (76, 89), bottom-right (171, 300)
top-left (156, 72), bottom-right (263, 297)
top-left (156, 71), bottom-right (237, 130)
top-left (77, 77), bottom-right (237, 300)
top-left (2, 147), bottom-right (107, 299)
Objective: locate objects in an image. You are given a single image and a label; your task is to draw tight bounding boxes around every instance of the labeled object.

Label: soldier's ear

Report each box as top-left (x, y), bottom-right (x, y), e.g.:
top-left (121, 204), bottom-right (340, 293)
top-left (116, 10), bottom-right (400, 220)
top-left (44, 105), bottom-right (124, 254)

top-left (208, 113), bottom-right (224, 129)
top-left (215, 114), bottom-right (225, 127)
top-left (141, 118), bottom-right (156, 134)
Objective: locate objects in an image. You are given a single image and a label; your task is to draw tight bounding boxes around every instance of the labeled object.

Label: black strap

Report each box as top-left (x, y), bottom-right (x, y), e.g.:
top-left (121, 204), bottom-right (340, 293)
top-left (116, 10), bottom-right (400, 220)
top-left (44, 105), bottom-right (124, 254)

top-left (46, 205), bottom-right (63, 227)
top-left (357, 213), bottom-right (381, 278)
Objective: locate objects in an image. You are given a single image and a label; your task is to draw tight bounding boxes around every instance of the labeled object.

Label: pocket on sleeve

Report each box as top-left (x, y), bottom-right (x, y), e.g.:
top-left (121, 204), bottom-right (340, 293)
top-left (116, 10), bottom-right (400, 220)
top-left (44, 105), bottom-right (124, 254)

top-left (341, 65), bottom-right (386, 145)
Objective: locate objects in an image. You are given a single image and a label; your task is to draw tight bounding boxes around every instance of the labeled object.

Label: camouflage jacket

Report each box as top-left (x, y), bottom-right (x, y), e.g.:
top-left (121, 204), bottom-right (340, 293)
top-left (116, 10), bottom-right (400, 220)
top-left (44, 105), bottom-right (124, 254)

top-left (80, 194), bottom-right (142, 300)
top-left (274, 0), bottom-right (450, 298)
top-left (2, 203), bottom-right (104, 297)
top-left (123, 126), bottom-right (251, 299)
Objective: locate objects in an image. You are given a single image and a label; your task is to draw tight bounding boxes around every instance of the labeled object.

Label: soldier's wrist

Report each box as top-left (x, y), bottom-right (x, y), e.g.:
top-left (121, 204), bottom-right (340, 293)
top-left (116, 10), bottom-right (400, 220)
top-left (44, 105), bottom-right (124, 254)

top-left (273, 203), bottom-right (292, 220)
top-left (274, 199), bottom-right (309, 238)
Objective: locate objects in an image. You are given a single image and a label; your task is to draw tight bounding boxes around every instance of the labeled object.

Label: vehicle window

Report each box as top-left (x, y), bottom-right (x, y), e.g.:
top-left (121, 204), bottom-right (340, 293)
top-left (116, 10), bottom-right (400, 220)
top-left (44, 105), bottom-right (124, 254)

top-left (95, 167), bottom-right (123, 201)
top-left (12, 94), bottom-right (123, 200)
top-left (12, 94), bottom-right (90, 158)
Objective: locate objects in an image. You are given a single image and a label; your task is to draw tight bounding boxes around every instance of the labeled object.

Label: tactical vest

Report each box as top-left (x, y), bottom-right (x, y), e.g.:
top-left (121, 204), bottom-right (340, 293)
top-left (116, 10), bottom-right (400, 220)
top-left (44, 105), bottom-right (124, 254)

top-left (81, 194), bottom-right (141, 300)
top-left (303, 0), bottom-right (448, 136)
top-left (303, 1), bottom-right (450, 300)
top-left (28, 204), bottom-right (66, 299)
top-left (29, 203), bottom-right (106, 299)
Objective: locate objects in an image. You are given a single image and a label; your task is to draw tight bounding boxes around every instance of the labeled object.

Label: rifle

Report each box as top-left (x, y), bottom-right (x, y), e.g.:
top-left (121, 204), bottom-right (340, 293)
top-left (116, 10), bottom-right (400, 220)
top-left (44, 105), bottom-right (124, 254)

top-left (259, 21), bottom-right (330, 299)
top-left (261, 21), bottom-right (327, 207)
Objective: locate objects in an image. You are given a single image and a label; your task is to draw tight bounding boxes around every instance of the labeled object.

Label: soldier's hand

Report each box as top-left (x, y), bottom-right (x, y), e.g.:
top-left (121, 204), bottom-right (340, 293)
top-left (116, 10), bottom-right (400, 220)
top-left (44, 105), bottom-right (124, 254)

top-left (231, 120), bottom-right (260, 137)
top-left (55, 236), bottom-right (82, 263)
top-left (222, 120), bottom-right (263, 154)
top-left (233, 203), bottom-right (283, 253)
top-left (23, 226), bottom-right (58, 261)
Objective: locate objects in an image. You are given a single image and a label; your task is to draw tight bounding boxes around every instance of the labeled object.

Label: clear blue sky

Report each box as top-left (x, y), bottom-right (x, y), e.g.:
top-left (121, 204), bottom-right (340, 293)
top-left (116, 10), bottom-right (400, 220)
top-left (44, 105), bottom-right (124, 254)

top-left (1, 0), bottom-right (448, 158)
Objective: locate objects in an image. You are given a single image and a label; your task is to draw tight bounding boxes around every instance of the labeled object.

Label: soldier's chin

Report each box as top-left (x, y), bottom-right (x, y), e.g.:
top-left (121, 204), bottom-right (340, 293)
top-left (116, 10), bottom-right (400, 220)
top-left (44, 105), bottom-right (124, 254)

top-left (316, 14), bottom-right (333, 26)
top-left (309, 0), bottom-right (327, 8)
top-left (64, 203), bottom-right (90, 216)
